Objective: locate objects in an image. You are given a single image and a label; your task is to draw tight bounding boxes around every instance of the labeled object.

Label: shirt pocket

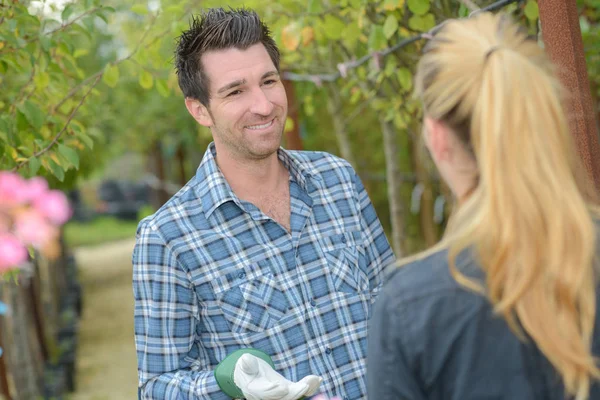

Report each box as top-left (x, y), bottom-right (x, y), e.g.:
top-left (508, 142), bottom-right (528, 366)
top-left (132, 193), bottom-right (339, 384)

top-left (319, 231), bottom-right (369, 294)
top-left (211, 261), bottom-right (289, 334)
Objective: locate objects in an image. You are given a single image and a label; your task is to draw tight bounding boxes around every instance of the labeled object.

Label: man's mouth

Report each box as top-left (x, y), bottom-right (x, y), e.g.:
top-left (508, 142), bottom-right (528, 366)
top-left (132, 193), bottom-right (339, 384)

top-left (245, 119), bottom-right (274, 131)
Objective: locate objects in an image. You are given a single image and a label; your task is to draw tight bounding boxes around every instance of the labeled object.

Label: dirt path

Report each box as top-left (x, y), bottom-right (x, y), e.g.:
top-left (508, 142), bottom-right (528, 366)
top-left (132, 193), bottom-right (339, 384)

top-left (68, 239), bottom-right (138, 400)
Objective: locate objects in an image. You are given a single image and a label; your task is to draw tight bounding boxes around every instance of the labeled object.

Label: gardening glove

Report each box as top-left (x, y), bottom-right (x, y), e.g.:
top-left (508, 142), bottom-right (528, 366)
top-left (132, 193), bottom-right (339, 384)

top-left (233, 353), bottom-right (322, 400)
top-left (214, 348), bottom-right (322, 400)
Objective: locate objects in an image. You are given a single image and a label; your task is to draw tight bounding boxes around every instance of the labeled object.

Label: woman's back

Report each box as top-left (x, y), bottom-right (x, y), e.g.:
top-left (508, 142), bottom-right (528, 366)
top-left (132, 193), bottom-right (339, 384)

top-left (367, 247), bottom-right (600, 399)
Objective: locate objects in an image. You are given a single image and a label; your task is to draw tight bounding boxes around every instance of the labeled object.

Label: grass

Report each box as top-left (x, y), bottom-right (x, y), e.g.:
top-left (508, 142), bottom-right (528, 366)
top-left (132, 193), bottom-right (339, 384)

top-left (64, 216), bottom-right (139, 248)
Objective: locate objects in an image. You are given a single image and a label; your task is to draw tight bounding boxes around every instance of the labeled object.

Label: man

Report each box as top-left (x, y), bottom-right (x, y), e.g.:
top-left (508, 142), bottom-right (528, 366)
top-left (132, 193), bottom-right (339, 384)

top-left (133, 7), bottom-right (395, 400)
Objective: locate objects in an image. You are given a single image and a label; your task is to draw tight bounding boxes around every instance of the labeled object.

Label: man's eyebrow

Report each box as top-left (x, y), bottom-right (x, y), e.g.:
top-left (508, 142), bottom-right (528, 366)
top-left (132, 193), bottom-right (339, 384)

top-left (262, 71), bottom-right (279, 80)
top-left (217, 79), bottom-right (246, 95)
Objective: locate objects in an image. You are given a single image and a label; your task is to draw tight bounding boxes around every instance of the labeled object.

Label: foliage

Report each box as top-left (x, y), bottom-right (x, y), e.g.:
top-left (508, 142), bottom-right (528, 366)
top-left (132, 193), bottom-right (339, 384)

top-left (7, 0), bottom-right (600, 253)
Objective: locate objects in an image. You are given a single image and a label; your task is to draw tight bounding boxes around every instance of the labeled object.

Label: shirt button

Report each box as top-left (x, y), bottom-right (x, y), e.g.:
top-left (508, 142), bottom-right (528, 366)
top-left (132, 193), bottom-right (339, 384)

top-left (325, 347), bottom-right (332, 355)
top-left (341, 235), bottom-right (347, 243)
top-left (310, 298), bottom-right (316, 307)
top-left (238, 272), bottom-right (246, 279)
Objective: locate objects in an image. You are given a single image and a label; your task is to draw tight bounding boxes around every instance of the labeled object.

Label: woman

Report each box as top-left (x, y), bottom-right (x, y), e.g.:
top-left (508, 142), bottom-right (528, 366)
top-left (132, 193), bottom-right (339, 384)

top-left (367, 12), bottom-right (600, 400)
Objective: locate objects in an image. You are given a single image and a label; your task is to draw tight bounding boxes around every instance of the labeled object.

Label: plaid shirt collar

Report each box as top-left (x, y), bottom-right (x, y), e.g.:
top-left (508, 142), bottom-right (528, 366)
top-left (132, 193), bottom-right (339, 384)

top-left (194, 142), bottom-right (322, 219)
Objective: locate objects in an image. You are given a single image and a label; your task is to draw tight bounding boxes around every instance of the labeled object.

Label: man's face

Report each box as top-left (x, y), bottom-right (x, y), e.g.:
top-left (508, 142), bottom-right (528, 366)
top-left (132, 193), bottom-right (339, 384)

top-left (187, 43), bottom-right (288, 163)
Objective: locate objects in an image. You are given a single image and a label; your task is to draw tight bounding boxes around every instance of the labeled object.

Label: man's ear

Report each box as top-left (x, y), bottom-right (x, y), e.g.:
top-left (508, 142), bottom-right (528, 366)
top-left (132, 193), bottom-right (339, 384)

top-left (424, 117), bottom-right (451, 162)
top-left (185, 98), bottom-right (212, 127)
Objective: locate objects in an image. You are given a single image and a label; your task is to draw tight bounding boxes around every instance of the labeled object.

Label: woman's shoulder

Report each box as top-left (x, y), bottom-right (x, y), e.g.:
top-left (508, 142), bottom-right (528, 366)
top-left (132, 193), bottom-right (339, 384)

top-left (381, 246), bottom-right (485, 306)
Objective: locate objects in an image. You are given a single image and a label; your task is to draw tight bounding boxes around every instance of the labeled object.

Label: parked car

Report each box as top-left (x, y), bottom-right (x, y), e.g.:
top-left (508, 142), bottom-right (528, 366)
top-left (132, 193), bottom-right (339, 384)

top-left (95, 180), bottom-right (150, 221)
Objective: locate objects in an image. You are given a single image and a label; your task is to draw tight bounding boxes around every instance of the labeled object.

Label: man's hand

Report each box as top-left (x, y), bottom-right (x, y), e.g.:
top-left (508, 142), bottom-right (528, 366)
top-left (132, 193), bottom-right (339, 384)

top-left (233, 353), bottom-right (322, 400)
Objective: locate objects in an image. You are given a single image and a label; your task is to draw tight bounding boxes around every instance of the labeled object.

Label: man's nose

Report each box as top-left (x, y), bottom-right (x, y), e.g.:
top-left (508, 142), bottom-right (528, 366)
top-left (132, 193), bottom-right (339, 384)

top-left (249, 88), bottom-right (274, 116)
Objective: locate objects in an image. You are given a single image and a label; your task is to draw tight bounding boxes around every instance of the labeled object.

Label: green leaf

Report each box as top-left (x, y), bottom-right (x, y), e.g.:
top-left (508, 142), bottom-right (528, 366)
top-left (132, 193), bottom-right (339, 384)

top-left (61, 3), bottom-right (75, 21)
top-left (103, 63), bottom-right (119, 88)
top-left (383, 15), bottom-right (399, 39)
top-left (322, 15), bottom-right (346, 40)
top-left (342, 22), bottom-right (362, 48)
top-left (34, 71), bottom-right (50, 90)
top-left (308, 0), bottom-right (323, 13)
top-left (407, 0), bottom-right (430, 16)
top-left (397, 67), bottom-right (413, 91)
top-left (73, 48), bottom-right (89, 58)
top-left (368, 25), bottom-right (387, 50)
top-left (524, 0), bottom-right (539, 21)
top-left (77, 132), bottom-right (94, 149)
top-left (18, 101), bottom-right (45, 131)
top-left (408, 13), bottom-right (435, 32)
top-left (139, 70), bottom-right (154, 89)
top-left (28, 157), bottom-right (41, 176)
top-left (40, 35), bottom-right (52, 51)
top-left (156, 79), bottom-right (170, 97)
top-left (48, 158), bottom-right (65, 181)
top-left (131, 4), bottom-right (148, 15)
top-left (58, 143), bottom-right (79, 169)
top-left (580, 17), bottom-right (591, 34)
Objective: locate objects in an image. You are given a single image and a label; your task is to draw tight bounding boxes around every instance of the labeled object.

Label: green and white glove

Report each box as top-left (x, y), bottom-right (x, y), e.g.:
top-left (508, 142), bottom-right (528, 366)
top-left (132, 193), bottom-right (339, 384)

top-left (215, 348), bottom-right (322, 400)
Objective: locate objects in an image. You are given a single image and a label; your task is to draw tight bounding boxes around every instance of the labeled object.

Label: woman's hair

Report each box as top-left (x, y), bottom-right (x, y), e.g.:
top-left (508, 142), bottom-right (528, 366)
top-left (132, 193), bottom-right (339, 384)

top-left (413, 12), bottom-right (600, 399)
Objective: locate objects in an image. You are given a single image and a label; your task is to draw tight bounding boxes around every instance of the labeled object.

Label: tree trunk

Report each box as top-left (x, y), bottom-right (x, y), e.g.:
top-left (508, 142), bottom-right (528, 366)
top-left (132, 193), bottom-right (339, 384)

top-left (410, 134), bottom-right (438, 247)
top-left (380, 117), bottom-right (405, 256)
top-left (326, 84), bottom-right (357, 168)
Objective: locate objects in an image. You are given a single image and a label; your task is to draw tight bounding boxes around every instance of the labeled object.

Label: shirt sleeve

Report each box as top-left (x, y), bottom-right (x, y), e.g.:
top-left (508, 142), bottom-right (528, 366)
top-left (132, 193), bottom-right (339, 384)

top-left (367, 284), bottom-right (427, 400)
top-left (353, 171), bottom-right (396, 296)
top-left (133, 220), bottom-right (229, 400)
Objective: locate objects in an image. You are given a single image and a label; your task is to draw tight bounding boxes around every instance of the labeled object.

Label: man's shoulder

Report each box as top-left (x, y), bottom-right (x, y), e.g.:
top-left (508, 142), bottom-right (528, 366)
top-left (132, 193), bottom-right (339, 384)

top-left (136, 175), bottom-right (206, 242)
top-left (287, 149), bottom-right (352, 170)
top-left (286, 150), bottom-right (356, 184)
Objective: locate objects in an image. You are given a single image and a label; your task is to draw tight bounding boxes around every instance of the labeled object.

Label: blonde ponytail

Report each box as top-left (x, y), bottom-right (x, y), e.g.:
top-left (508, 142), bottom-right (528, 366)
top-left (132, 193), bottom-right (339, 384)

top-left (414, 12), bottom-right (600, 399)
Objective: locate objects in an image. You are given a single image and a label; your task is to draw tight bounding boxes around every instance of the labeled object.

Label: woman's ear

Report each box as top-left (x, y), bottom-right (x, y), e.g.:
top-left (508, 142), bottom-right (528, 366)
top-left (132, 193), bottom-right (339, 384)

top-left (185, 98), bottom-right (213, 127)
top-left (424, 117), bottom-right (451, 163)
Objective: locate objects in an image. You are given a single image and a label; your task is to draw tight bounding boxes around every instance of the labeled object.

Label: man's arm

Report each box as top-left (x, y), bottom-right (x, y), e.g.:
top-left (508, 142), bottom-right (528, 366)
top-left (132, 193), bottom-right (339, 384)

top-left (133, 220), bottom-right (229, 400)
top-left (353, 171), bottom-right (396, 296)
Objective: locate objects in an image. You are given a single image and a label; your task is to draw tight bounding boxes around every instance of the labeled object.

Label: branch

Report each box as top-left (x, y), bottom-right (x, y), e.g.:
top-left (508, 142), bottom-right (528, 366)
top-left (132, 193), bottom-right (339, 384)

top-left (459, 0), bottom-right (480, 12)
top-left (281, 0), bottom-right (522, 83)
top-left (12, 74), bottom-right (102, 172)
top-left (44, 7), bottom-right (102, 37)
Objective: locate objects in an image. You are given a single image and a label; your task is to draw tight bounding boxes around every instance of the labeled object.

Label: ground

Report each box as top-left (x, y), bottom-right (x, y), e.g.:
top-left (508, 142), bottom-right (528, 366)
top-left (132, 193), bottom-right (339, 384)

top-left (68, 239), bottom-right (138, 400)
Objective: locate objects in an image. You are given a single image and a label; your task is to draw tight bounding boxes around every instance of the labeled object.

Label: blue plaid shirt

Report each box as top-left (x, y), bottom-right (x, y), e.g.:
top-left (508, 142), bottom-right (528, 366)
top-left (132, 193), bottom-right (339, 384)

top-left (133, 143), bottom-right (395, 399)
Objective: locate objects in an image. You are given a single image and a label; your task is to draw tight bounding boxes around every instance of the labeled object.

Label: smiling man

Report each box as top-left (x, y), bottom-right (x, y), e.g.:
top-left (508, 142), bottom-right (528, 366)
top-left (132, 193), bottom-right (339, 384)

top-left (132, 8), bottom-right (395, 400)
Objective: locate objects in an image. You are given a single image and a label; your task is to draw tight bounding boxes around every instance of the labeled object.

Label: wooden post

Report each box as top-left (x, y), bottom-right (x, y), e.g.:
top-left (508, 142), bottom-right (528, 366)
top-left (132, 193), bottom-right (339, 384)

top-left (282, 78), bottom-right (303, 151)
top-left (538, 0), bottom-right (600, 191)
top-left (0, 326), bottom-right (12, 400)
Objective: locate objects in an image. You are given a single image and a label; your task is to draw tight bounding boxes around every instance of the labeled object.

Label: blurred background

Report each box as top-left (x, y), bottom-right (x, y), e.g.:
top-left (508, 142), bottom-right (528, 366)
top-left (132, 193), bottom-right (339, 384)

top-left (1, 0), bottom-right (599, 398)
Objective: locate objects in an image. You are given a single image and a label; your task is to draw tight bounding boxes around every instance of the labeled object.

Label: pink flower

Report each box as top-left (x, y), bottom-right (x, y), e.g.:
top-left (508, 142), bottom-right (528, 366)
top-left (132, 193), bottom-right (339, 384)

top-left (0, 172), bottom-right (27, 205)
top-left (33, 189), bottom-right (71, 225)
top-left (22, 177), bottom-right (49, 202)
top-left (13, 209), bottom-right (58, 248)
top-left (0, 234), bottom-right (28, 272)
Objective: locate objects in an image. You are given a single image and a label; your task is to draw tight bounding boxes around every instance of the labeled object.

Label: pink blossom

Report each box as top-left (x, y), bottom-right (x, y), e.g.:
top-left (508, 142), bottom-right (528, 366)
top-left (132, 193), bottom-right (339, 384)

top-left (33, 189), bottom-right (71, 225)
top-left (0, 172), bottom-right (27, 205)
top-left (13, 209), bottom-right (58, 248)
top-left (22, 177), bottom-right (49, 202)
top-left (0, 234), bottom-right (28, 272)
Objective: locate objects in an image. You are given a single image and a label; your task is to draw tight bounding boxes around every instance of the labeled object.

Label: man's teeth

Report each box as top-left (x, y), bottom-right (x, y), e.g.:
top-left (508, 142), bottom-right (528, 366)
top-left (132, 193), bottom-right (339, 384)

top-left (247, 121), bottom-right (272, 130)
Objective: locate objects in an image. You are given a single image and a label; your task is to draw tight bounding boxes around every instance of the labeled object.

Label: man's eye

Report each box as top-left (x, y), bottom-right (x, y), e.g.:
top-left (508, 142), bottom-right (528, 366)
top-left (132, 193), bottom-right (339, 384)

top-left (263, 79), bottom-right (277, 85)
top-left (227, 90), bottom-right (242, 97)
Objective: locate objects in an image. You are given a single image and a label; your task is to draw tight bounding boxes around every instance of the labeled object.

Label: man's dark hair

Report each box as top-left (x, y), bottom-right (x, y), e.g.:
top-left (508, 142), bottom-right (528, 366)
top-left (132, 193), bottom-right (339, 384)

top-left (175, 8), bottom-right (280, 106)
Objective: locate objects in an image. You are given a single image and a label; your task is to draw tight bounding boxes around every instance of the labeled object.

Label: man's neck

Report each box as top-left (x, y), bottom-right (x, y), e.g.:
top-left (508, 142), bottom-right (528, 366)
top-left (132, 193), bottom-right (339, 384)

top-left (216, 150), bottom-right (287, 200)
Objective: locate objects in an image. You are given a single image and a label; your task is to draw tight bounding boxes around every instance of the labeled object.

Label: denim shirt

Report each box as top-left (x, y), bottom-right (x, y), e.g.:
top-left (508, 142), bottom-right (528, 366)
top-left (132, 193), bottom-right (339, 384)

top-left (367, 249), bottom-right (600, 400)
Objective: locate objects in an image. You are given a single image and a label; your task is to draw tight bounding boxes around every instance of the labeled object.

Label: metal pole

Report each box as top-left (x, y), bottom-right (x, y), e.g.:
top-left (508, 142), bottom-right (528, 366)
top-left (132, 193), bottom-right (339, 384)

top-left (538, 0), bottom-right (600, 191)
